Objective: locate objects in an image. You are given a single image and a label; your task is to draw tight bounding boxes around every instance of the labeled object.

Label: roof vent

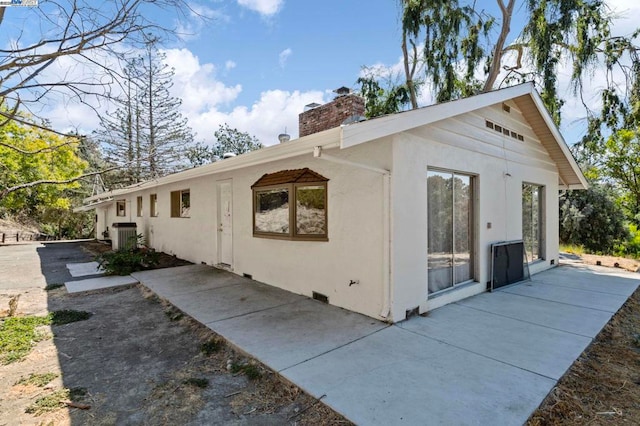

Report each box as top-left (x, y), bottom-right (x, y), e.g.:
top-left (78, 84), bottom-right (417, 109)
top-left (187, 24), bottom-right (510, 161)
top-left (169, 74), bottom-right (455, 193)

top-left (278, 133), bottom-right (291, 143)
top-left (304, 102), bottom-right (322, 112)
top-left (222, 152), bottom-right (236, 159)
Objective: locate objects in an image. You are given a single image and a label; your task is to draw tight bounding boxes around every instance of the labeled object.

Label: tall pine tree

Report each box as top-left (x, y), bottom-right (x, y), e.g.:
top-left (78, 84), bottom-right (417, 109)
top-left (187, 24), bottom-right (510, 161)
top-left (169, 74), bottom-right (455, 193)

top-left (95, 38), bottom-right (193, 186)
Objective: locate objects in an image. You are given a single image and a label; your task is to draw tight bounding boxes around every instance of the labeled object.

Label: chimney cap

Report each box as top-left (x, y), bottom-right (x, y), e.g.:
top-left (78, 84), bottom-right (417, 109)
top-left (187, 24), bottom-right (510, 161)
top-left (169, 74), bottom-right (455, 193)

top-left (304, 102), bottom-right (322, 111)
top-left (334, 86), bottom-right (351, 96)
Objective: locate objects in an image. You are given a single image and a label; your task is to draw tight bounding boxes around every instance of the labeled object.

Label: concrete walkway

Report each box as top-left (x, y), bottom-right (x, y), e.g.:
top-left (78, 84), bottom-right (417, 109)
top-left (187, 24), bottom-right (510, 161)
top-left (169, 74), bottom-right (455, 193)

top-left (131, 263), bottom-right (639, 425)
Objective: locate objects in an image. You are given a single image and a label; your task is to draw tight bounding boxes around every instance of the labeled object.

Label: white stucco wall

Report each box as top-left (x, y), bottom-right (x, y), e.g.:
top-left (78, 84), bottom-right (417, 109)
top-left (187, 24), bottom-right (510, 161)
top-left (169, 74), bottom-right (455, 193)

top-left (93, 99), bottom-right (567, 323)
top-left (97, 140), bottom-right (391, 321)
top-left (387, 100), bottom-right (560, 320)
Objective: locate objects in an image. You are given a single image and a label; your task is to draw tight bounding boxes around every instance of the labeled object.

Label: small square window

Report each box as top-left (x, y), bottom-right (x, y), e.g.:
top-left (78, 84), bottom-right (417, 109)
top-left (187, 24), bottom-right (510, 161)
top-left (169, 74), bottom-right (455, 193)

top-left (494, 125), bottom-right (502, 133)
top-left (171, 189), bottom-right (190, 218)
top-left (485, 120), bottom-right (494, 129)
top-left (116, 200), bottom-right (126, 217)
top-left (150, 194), bottom-right (158, 217)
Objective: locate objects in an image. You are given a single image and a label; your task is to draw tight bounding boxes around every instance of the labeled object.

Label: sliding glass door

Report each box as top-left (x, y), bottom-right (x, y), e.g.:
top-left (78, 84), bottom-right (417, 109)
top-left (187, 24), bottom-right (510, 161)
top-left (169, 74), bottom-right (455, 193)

top-left (522, 183), bottom-right (543, 263)
top-left (427, 170), bottom-right (473, 294)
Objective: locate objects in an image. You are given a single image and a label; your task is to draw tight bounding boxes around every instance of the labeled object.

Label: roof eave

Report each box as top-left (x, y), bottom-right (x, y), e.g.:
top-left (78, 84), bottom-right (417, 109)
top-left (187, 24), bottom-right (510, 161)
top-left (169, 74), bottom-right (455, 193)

top-left (83, 127), bottom-right (342, 203)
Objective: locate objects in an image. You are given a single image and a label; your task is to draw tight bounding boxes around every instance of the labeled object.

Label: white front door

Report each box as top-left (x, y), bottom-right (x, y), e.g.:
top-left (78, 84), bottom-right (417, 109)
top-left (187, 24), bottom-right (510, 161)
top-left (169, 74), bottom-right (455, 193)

top-left (217, 180), bottom-right (233, 267)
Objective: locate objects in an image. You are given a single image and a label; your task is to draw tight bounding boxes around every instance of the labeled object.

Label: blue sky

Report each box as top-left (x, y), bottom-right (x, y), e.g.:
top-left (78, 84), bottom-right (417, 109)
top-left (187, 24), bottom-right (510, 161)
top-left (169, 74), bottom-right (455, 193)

top-left (3, 0), bottom-right (640, 147)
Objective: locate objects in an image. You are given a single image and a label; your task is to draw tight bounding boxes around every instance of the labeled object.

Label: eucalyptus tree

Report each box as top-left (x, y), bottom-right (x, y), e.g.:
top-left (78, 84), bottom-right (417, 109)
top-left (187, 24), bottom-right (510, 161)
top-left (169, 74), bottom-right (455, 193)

top-left (399, 0), bottom-right (639, 134)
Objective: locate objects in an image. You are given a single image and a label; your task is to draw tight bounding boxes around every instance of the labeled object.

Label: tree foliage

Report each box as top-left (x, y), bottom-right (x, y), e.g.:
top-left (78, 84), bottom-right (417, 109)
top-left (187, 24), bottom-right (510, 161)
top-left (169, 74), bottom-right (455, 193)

top-left (559, 183), bottom-right (628, 253)
top-left (0, 115), bottom-right (87, 214)
top-left (602, 129), bottom-right (640, 222)
top-left (95, 39), bottom-right (194, 185)
top-left (357, 74), bottom-right (411, 118)
top-left (186, 124), bottom-right (263, 167)
top-left (399, 0), bottom-right (639, 130)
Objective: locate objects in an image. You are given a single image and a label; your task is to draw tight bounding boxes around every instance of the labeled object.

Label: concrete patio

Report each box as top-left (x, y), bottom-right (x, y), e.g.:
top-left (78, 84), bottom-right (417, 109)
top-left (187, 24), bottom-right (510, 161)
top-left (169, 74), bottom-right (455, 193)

top-left (131, 262), bottom-right (639, 425)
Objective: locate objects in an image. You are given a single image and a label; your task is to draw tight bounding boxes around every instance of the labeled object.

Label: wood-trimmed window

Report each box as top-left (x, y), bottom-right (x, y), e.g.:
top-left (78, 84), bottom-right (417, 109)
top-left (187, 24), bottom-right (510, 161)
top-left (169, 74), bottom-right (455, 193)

top-left (150, 194), bottom-right (158, 217)
top-left (171, 189), bottom-right (190, 218)
top-left (116, 200), bottom-right (126, 217)
top-left (136, 196), bottom-right (143, 217)
top-left (252, 168), bottom-right (328, 241)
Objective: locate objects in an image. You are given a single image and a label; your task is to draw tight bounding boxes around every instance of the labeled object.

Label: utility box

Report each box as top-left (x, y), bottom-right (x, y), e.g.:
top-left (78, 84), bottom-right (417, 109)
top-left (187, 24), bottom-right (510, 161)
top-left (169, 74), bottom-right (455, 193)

top-left (112, 222), bottom-right (137, 251)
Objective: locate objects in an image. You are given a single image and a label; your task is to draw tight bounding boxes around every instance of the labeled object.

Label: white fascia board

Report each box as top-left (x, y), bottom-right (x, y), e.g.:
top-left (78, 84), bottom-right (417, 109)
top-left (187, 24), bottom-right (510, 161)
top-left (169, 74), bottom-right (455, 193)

top-left (528, 89), bottom-right (589, 190)
top-left (341, 83), bottom-right (535, 149)
top-left (83, 127), bottom-right (341, 203)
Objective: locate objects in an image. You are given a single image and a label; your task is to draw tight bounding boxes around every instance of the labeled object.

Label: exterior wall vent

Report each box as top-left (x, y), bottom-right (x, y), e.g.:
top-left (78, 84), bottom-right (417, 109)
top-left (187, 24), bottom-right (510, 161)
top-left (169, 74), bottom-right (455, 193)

top-left (312, 291), bottom-right (329, 304)
top-left (502, 103), bottom-right (511, 113)
top-left (485, 120), bottom-right (524, 142)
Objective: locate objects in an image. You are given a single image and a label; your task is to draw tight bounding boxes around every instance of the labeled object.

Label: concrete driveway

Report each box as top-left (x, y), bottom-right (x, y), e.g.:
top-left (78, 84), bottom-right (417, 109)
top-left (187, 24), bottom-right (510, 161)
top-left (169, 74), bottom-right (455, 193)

top-left (131, 263), bottom-right (639, 425)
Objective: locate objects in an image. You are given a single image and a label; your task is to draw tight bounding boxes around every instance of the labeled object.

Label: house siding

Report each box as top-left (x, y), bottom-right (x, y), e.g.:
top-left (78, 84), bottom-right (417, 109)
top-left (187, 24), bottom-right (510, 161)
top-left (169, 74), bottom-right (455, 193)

top-left (97, 139), bottom-right (392, 321)
top-left (91, 93), bottom-right (573, 323)
top-left (388, 101), bottom-right (560, 320)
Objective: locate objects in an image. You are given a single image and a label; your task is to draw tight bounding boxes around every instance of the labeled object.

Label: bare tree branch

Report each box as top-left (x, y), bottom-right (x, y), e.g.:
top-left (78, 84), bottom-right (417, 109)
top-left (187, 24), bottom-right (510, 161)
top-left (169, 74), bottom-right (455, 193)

top-left (483, 0), bottom-right (515, 92)
top-left (0, 167), bottom-right (119, 201)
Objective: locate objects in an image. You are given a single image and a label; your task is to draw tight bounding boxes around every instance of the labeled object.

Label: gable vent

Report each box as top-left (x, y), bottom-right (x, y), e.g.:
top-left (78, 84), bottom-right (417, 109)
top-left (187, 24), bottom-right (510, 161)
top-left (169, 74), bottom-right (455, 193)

top-left (485, 120), bottom-right (524, 142)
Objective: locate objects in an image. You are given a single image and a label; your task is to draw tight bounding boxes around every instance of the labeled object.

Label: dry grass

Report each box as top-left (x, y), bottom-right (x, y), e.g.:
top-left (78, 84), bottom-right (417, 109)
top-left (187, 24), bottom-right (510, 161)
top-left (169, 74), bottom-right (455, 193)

top-left (527, 287), bottom-right (640, 425)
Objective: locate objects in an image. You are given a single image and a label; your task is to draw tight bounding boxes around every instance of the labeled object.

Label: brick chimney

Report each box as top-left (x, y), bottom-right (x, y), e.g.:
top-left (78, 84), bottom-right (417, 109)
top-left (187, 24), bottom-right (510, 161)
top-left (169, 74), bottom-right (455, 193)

top-left (298, 87), bottom-right (365, 137)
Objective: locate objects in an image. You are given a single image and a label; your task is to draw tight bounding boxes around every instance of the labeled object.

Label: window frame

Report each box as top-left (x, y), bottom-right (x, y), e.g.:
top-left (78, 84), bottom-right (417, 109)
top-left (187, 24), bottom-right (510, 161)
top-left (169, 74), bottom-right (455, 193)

top-left (150, 193), bottom-right (158, 217)
top-left (427, 168), bottom-right (476, 294)
top-left (116, 200), bottom-right (126, 217)
top-left (252, 181), bottom-right (328, 241)
top-left (136, 196), bottom-right (143, 217)
top-left (522, 182), bottom-right (545, 263)
top-left (170, 189), bottom-right (190, 218)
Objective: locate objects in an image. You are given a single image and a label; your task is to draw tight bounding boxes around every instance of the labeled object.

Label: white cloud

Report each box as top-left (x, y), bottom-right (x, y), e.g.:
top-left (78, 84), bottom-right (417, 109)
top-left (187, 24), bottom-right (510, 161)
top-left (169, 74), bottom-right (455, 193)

top-left (162, 48), bottom-right (242, 115)
top-left (237, 0), bottom-right (283, 16)
top-left (190, 89), bottom-right (327, 146)
top-left (225, 60), bottom-right (237, 71)
top-left (158, 48), bottom-right (326, 145)
top-left (278, 48), bottom-right (292, 69)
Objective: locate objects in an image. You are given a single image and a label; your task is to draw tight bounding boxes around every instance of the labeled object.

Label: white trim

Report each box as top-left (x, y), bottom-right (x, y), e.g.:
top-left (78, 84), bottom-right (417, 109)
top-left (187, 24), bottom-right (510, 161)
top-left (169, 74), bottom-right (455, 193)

top-left (528, 89), bottom-right (589, 190)
top-left (83, 128), bottom-right (341, 203)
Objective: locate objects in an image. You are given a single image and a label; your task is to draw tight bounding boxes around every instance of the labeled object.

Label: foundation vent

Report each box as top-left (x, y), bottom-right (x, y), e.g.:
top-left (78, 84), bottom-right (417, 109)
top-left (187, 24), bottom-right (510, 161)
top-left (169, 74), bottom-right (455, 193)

top-left (312, 291), bottom-right (329, 304)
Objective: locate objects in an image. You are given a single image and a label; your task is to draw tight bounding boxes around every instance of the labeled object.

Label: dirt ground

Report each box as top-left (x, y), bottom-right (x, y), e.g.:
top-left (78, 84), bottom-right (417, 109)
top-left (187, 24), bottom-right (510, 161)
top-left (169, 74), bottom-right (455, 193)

top-left (576, 253), bottom-right (640, 273)
top-left (528, 254), bottom-right (640, 425)
top-left (0, 242), bottom-right (349, 425)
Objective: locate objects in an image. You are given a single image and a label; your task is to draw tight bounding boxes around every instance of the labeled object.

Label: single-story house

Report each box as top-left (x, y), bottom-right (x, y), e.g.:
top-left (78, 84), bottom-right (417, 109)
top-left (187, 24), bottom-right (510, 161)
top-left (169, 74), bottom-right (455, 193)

top-left (79, 82), bottom-right (587, 323)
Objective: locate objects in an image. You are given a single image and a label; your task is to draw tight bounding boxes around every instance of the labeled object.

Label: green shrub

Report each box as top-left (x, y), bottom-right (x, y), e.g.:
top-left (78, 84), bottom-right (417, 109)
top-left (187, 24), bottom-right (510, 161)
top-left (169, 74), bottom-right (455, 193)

top-left (96, 242), bottom-right (160, 276)
top-left (615, 223), bottom-right (640, 258)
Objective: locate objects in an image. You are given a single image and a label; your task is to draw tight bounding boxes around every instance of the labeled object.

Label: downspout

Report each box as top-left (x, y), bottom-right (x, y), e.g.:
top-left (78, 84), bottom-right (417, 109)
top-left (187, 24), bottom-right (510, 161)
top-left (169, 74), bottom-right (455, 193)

top-left (313, 146), bottom-right (393, 320)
